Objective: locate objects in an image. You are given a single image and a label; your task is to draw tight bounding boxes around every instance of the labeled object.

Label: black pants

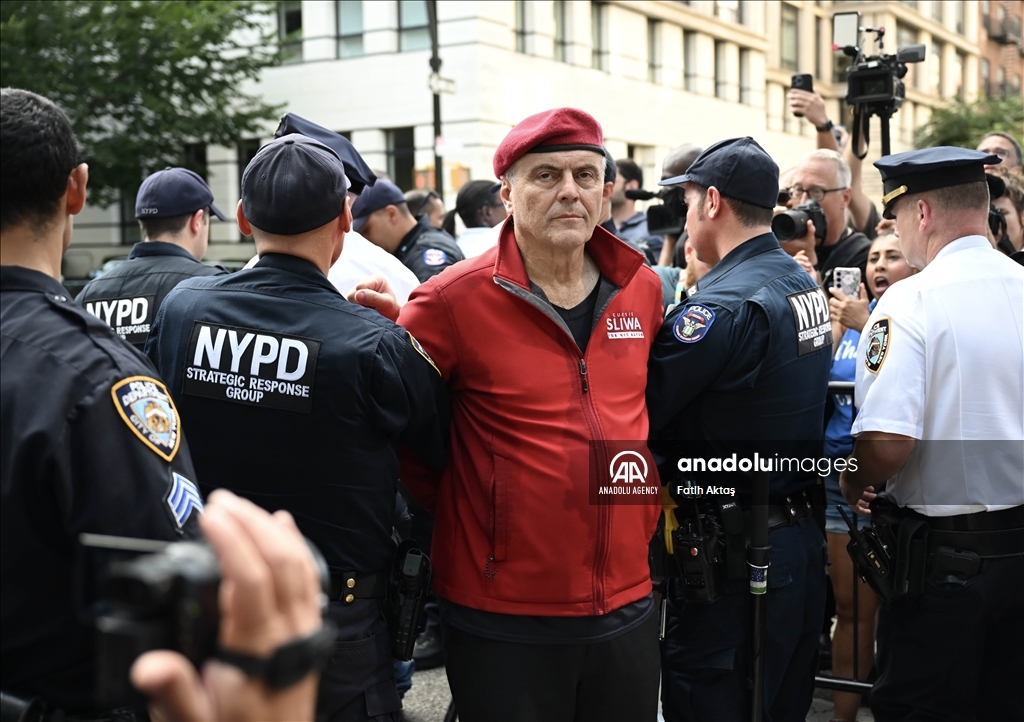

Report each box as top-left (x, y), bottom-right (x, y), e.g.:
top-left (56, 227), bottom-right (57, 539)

top-left (871, 554), bottom-right (1024, 721)
top-left (316, 599), bottom-right (400, 722)
top-left (443, 611), bottom-right (661, 722)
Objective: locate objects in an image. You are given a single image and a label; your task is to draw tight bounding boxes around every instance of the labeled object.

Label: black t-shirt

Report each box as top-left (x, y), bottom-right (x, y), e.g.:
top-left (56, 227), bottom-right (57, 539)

top-left (552, 278), bottom-right (601, 352)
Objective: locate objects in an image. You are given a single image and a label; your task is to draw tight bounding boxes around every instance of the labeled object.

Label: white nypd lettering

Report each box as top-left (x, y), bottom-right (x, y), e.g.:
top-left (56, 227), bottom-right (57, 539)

top-left (85, 294), bottom-right (155, 345)
top-left (786, 287), bottom-right (834, 357)
top-left (183, 321), bottom-right (321, 413)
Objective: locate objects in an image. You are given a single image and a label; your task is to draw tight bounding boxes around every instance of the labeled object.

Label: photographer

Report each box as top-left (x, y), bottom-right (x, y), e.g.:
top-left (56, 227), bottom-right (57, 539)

top-left (788, 88), bottom-right (879, 240)
top-left (131, 490), bottom-right (323, 722)
top-left (780, 149), bottom-right (872, 298)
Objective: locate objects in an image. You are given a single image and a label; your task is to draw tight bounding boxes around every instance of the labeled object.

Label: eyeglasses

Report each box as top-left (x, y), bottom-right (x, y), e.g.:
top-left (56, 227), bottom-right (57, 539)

top-left (786, 185), bottom-right (847, 202)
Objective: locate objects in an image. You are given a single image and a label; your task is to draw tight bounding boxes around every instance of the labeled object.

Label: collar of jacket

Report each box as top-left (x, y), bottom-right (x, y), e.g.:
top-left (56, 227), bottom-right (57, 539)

top-left (0, 264), bottom-right (68, 296)
top-left (397, 215), bottom-right (434, 255)
top-left (492, 215), bottom-right (646, 292)
top-left (128, 241), bottom-right (199, 261)
top-left (690, 232), bottom-right (779, 294)
top-left (253, 252), bottom-right (339, 295)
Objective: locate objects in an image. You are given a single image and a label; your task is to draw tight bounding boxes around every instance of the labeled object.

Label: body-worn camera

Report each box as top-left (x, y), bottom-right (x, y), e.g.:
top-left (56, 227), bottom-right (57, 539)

top-left (83, 534), bottom-right (329, 709)
top-left (772, 200), bottom-right (827, 242)
top-left (625, 186), bottom-right (686, 237)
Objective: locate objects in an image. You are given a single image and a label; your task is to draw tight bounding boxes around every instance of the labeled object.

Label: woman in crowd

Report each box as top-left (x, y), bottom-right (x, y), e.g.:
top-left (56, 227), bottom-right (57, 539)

top-left (824, 233), bottom-right (917, 722)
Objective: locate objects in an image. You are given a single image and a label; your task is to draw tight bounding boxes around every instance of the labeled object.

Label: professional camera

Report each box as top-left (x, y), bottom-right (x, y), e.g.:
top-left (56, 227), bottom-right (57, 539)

top-left (833, 12), bottom-right (925, 156)
top-left (625, 186), bottom-right (686, 237)
top-left (772, 200), bottom-right (827, 243)
top-left (82, 534), bottom-right (329, 708)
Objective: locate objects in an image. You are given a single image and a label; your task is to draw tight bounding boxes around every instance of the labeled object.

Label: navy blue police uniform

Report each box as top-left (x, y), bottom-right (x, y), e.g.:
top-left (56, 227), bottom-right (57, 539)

top-left (647, 137), bottom-right (832, 722)
top-left (146, 135), bottom-right (449, 722)
top-left (1, 265), bottom-right (202, 714)
top-left (351, 179), bottom-right (464, 283)
top-left (76, 168), bottom-right (229, 350)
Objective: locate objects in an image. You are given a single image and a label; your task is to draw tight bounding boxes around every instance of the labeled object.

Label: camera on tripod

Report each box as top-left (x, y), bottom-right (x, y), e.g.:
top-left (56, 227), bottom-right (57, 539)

top-left (833, 11), bottom-right (925, 157)
top-left (625, 186), bottom-right (686, 237)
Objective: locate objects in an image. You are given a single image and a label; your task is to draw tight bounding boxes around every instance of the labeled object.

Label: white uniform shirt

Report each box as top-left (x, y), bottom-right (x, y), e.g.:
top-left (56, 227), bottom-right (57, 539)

top-left (244, 231), bottom-right (420, 305)
top-left (852, 236), bottom-right (1024, 516)
top-left (457, 225), bottom-right (500, 259)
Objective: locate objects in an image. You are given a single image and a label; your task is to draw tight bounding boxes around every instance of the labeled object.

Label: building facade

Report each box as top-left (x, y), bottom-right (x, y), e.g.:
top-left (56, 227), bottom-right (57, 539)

top-left (978, 0), bottom-right (1024, 98)
top-left (65, 0), bottom-right (997, 276)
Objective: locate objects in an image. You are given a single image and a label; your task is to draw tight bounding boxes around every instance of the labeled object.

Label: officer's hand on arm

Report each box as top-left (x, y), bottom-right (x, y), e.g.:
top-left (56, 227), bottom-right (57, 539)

top-left (828, 284), bottom-right (870, 332)
top-left (347, 274), bottom-right (401, 322)
top-left (131, 490), bottom-right (322, 722)
top-left (839, 432), bottom-right (916, 513)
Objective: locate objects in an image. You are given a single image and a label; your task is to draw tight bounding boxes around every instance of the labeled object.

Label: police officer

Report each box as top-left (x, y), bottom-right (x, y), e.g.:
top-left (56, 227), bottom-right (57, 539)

top-left (145, 134), bottom-right (450, 721)
top-left (647, 137), bottom-right (832, 722)
top-left (77, 167), bottom-right (228, 350)
top-left (1, 88), bottom-right (202, 715)
top-left (351, 179), bottom-right (464, 282)
top-left (840, 147), bottom-right (1024, 722)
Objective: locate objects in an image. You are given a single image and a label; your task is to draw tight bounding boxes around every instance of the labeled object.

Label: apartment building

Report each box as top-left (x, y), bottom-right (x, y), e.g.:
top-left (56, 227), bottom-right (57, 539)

top-left (64, 0), bottom-right (990, 275)
top-left (978, 0), bottom-right (1024, 97)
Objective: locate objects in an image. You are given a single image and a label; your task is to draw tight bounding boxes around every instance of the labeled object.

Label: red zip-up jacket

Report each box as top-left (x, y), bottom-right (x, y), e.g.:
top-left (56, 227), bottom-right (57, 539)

top-left (398, 220), bottom-right (663, 616)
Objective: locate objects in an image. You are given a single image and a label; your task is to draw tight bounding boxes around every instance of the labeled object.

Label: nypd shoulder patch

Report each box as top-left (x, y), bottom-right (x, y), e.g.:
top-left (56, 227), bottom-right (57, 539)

top-left (864, 317), bottom-right (891, 373)
top-left (423, 248), bottom-right (447, 266)
top-left (111, 376), bottom-right (181, 462)
top-left (408, 332), bottom-right (440, 375)
top-left (165, 471), bottom-right (204, 529)
top-left (673, 304), bottom-right (716, 344)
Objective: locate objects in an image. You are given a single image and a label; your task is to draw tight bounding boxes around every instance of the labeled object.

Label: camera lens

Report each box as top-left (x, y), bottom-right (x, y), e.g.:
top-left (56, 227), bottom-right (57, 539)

top-left (772, 209), bottom-right (810, 242)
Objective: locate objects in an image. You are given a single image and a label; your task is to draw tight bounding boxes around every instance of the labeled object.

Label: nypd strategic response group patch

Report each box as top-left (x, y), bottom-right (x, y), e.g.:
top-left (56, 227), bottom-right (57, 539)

top-left (865, 317), bottom-right (891, 373)
top-left (111, 376), bottom-right (181, 462)
top-left (786, 286), bottom-right (833, 356)
top-left (673, 304), bottom-right (715, 343)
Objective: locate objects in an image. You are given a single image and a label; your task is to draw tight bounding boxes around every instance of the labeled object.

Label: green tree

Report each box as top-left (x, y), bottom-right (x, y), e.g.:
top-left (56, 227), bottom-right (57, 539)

top-left (1, 0), bottom-right (283, 206)
top-left (914, 94), bottom-right (1024, 152)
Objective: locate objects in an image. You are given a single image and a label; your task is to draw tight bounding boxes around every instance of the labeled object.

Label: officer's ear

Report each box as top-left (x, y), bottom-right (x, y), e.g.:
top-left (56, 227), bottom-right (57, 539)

top-left (236, 200), bottom-right (254, 237)
top-left (65, 163), bottom-right (89, 216)
top-left (339, 196), bottom-right (353, 235)
top-left (188, 208), bottom-right (205, 236)
top-left (705, 186), bottom-right (723, 220)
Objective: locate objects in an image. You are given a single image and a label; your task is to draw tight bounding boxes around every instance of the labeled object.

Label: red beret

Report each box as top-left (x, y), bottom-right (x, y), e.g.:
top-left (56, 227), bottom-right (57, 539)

top-left (493, 108), bottom-right (604, 178)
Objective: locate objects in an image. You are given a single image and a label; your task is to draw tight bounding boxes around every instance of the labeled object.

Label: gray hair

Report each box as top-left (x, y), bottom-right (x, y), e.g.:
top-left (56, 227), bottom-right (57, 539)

top-left (804, 149), bottom-right (851, 189)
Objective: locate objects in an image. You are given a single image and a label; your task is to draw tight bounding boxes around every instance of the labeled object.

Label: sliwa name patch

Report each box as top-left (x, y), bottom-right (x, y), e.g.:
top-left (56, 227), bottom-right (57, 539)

top-left (111, 376), bottom-right (181, 461)
top-left (864, 317), bottom-right (891, 373)
top-left (673, 304), bottom-right (715, 343)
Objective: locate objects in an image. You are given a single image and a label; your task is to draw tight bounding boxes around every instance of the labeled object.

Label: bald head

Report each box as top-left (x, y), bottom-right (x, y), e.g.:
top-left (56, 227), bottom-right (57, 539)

top-left (662, 144), bottom-right (703, 181)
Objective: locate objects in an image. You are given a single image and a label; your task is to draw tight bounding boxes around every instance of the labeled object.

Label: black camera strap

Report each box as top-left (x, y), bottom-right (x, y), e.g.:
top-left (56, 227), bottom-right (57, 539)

top-left (214, 621), bottom-right (337, 689)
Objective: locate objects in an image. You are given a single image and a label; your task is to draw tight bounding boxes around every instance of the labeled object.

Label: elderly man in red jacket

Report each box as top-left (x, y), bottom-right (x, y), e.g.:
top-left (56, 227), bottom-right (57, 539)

top-left (398, 108), bottom-right (664, 721)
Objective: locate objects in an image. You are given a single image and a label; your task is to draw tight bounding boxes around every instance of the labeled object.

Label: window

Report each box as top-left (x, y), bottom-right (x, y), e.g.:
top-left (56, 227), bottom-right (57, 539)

top-left (515, 0), bottom-right (527, 54)
top-left (237, 139), bottom-right (261, 190)
top-left (399, 0), bottom-right (430, 52)
top-left (278, 0), bottom-right (302, 64)
top-left (553, 0), bottom-right (569, 62)
top-left (715, 0), bottom-right (739, 24)
top-left (929, 41), bottom-right (943, 95)
top-left (815, 17), bottom-right (822, 79)
top-left (952, 50), bottom-right (965, 99)
top-left (896, 23), bottom-right (918, 87)
top-left (953, 0), bottom-right (964, 34)
top-left (683, 30), bottom-right (697, 92)
top-left (386, 127), bottom-right (415, 191)
top-left (337, 1), bottom-right (364, 58)
top-left (591, 3), bottom-right (608, 71)
top-left (981, 58), bottom-right (990, 96)
top-left (780, 4), bottom-right (798, 71)
top-left (715, 40), bottom-right (727, 98)
top-left (739, 48), bottom-right (751, 104)
top-left (647, 19), bottom-right (661, 83)
top-left (931, 0), bottom-right (942, 23)
top-left (120, 193), bottom-right (141, 245)
top-left (183, 142), bottom-right (208, 180)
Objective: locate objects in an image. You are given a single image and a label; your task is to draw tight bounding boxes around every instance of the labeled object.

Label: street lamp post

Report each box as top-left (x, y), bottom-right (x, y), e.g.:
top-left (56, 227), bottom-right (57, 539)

top-left (426, 0), bottom-right (443, 198)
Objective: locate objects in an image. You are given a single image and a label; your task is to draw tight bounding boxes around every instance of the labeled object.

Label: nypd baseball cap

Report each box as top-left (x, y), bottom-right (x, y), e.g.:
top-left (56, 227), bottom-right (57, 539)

top-left (135, 167), bottom-right (227, 221)
top-left (659, 136), bottom-right (780, 210)
top-left (241, 134), bottom-right (349, 236)
top-left (350, 180), bottom-right (407, 233)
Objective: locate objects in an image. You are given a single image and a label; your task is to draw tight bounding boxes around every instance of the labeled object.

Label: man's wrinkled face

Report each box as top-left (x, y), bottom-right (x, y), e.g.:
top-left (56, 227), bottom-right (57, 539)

top-left (889, 195), bottom-right (924, 269)
top-left (788, 158), bottom-right (850, 244)
top-left (503, 150), bottom-right (607, 251)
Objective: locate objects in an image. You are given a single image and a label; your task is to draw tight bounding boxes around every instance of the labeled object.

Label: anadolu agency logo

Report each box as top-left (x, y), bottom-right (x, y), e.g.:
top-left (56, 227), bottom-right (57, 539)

top-left (591, 445), bottom-right (660, 504)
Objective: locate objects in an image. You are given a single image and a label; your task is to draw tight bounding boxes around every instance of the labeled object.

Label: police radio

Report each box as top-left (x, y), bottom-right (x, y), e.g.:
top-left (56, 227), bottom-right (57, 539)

top-left (838, 505), bottom-right (898, 602)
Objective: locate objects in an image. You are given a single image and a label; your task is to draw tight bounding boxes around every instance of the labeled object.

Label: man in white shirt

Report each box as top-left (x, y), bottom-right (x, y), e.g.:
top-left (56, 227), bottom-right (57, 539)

top-left (840, 147), bottom-right (1024, 722)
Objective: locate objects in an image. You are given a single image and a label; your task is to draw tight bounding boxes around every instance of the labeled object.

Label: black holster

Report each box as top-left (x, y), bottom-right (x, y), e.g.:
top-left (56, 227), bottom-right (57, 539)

top-left (670, 502), bottom-right (726, 604)
top-left (384, 539), bottom-right (431, 661)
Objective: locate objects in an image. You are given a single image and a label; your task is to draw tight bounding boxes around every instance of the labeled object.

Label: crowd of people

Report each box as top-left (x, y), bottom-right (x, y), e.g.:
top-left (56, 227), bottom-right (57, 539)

top-left (2, 81), bottom-right (1022, 722)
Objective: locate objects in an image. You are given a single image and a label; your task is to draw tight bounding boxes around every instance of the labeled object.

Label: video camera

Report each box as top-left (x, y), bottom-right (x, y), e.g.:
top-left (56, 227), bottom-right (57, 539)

top-left (833, 12), bottom-right (925, 157)
top-left (80, 533), bottom-right (330, 709)
top-left (625, 186), bottom-right (686, 237)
